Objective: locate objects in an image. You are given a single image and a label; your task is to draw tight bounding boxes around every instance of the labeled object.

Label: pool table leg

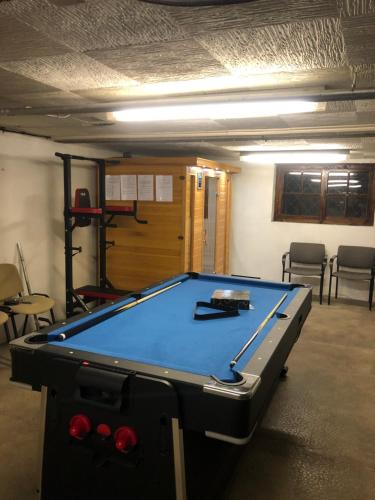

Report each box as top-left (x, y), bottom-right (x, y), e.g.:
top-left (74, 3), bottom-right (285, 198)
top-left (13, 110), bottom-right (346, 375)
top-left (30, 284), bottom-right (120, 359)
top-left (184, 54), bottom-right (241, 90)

top-left (172, 418), bottom-right (187, 500)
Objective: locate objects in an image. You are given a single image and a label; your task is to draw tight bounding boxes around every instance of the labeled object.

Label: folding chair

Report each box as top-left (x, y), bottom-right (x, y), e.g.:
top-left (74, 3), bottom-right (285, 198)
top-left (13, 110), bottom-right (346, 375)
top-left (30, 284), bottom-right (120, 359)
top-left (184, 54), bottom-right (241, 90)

top-left (328, 246), bottom-right (375, 310)
top-left (282, 242), bottom-right (327, 304)
top-left (0, 263), bottom-right (55, 336)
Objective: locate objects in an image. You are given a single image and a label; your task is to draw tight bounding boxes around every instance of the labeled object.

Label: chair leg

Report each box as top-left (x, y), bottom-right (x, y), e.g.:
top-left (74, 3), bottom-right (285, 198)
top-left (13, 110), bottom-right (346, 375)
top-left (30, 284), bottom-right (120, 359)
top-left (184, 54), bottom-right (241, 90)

top-left (319, 274), bottom-right (324, 305)
top-left (328, 272), bottom-right (332, 305)
top-left (33, 315), bottom-right (41, 331)
top-left (335, 276), bottom-right (339, 299)
top-left (4, 323), bottom-right (10, 343)
top-left (369, 277), bottom-right (374, 311)
top-left (11, 315), bottom-right (18, 338)
top-left (50, 308), bottom-right (56, 324)
top-left (22, 316), bottom-right (28, 336)
top-left (288, 273), bottom-right (291, 283)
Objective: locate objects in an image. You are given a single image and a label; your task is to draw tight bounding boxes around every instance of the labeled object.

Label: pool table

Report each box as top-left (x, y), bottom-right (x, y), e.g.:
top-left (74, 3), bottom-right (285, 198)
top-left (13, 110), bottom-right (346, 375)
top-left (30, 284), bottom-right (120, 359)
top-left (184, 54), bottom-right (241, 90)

top-left (10, 273), bottom-right (311, 500)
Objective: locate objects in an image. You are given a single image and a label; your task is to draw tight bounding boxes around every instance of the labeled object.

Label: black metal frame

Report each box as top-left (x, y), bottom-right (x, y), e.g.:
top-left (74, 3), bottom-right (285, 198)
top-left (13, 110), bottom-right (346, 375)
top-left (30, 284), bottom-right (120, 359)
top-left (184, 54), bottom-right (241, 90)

top-left (328, 255), bottom-right (375, 310)
top-left (56, 152), bottom-right (108, 317)
top-left (282, 251), bottom-right (327, 305)
top-left (55, 152), bottom-right (147, 318)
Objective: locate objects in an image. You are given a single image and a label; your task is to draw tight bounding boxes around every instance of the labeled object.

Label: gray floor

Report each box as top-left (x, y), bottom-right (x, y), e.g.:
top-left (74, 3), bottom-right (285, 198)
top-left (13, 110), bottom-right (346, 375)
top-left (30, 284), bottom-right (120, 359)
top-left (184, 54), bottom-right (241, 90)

top-left (0, 300), bottom-right (375, 500)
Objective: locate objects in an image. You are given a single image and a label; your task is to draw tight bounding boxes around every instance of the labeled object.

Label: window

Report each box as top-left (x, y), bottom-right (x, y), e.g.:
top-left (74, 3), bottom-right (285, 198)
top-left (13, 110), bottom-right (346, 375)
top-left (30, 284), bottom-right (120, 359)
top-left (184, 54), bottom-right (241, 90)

top-left (274, 165), bottom-right (374, 225)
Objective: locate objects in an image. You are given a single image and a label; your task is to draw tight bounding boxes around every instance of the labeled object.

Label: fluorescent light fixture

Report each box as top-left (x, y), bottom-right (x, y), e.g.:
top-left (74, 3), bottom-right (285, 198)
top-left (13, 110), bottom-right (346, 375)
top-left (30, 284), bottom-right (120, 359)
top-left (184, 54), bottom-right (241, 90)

top-left (240, 151), bottom-right (348, 164)
top-left (228, 142), bottom-right (349, 152)
top-left (112, 100), bottom-right (318, 122)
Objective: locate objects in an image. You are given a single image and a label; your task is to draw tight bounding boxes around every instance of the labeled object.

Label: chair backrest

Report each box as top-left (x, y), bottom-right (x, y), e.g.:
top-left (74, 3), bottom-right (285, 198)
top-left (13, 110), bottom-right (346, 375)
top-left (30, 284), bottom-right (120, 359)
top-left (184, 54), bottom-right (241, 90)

top-left (0, 264), bottom-right (23, 301)
top-left (290, 242), bottom-right (325, 265)
top-left (337, 246), bottom-right (375, 269)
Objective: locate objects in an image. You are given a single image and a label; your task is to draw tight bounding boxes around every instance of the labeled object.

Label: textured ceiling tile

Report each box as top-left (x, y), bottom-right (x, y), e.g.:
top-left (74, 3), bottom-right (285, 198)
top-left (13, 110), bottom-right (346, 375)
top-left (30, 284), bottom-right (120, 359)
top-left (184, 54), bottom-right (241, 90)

top-left (0, 0), bottom-right (51, 16)
top-left (342, 14), bottom-right (375, 64)
top-left (103, 120), bottom-right (225, 134)
top-left (0, 96), bottom-right (23, 110)
top-left (282, 111), bottom-right (358, 127)
top-left (107, 141), bottom-right (238, 159)
top-left (350, 63), bottom-right (375, 87)
top-left (356, 111), bottom-right (375, 124)
top-left (198, 18), bottom-right (346, 76)
top-left (0, 53), bottom-right (136, 91)
top-left (215, 117), bottom-right (287, 130)
top-left (12, 91), bottom-right (93, 108)
top-left (166, 0), bottom-right (338, 36)
top-left (0, 67), bottom-right (59, 95)
top-left (338, 0), bottom-right (375, 16)
top-left (5, 0), bottom-right (188, 52)
top-left (87, 40), bottom-right (228, 83)
top-left (362, 137), bottom-right (375, 148)
top-left (73, 67), bottom-right (352, 102)
top-left (49, 0), bottom-right (85, 5)
top-left (355, 99), bottom-right (375, 111)
top-left (326, 100), bottom-right (356, 112)
top-left (74, 87), bottom-right (143, 102)
top-left (0, 114), bottom-right (91, 129)
top-left (0, 15), bottom-right (70, 62)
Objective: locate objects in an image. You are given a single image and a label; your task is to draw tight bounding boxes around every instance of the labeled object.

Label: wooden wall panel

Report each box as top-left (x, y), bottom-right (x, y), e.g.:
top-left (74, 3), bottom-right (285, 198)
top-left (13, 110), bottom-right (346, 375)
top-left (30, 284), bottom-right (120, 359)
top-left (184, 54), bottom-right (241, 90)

top-left (105, 163), bottom-right (186, 290)
top-left (214, 172), bottom-right (228, 274)
top-left (224, 174), bottom-right (232, 274)
top-left (104, 158), bottom-right (239, 289)
top-left (189, 174), bottom-right (205, 272)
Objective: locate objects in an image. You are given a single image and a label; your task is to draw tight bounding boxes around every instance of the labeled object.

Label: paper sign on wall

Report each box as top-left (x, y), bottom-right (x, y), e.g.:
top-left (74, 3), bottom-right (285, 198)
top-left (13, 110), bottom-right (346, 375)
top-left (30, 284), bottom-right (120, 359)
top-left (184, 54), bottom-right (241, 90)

top-left (105, 175), bottom-right (121, 200)
top-left (120, 175), bottom-right (137, 200)
top-left (155, 175), bottom-right (173, 202)
top-left (138, 175), bottom-right (154, 201)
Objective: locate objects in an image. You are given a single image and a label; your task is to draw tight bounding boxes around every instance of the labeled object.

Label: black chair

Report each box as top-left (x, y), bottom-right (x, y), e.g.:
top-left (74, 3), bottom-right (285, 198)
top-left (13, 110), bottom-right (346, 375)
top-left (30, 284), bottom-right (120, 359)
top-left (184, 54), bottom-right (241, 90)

top-left (328, 245), bottom-right (375, 310)
top-left (282, 242), bottom-right (326, 304)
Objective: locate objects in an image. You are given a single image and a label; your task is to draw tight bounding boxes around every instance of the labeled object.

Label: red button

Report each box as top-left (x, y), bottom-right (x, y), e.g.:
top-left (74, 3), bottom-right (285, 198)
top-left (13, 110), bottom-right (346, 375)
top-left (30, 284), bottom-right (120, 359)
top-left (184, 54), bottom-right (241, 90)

top-left (114, 426), bottom-right (138, 453)
top-left (69, 414), bottom-right (91, 440)
top-left (96, 423), bottom-right (112, 438)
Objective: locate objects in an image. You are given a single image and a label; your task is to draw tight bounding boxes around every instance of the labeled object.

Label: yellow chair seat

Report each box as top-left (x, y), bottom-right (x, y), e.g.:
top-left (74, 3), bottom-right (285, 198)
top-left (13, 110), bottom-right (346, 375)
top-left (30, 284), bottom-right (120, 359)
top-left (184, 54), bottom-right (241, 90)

top-left (0, 311), bottom-right (8, 326)
top-left (11, 296), bottom-right (55, 315)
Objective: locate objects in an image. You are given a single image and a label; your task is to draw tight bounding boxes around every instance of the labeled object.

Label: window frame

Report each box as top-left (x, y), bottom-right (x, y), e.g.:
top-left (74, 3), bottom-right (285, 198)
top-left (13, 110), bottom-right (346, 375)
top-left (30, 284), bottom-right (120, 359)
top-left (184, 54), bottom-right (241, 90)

top-left (274, 164), bottom-right (375, 226)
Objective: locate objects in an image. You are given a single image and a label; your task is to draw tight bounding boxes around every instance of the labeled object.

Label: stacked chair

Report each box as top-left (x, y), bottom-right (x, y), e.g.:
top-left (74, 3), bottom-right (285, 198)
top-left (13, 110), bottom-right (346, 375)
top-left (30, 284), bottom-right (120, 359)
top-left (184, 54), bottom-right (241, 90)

top-left (282, 243), bottom-right (375, 309)
top-left (0, 263), bottom-right (55, 339)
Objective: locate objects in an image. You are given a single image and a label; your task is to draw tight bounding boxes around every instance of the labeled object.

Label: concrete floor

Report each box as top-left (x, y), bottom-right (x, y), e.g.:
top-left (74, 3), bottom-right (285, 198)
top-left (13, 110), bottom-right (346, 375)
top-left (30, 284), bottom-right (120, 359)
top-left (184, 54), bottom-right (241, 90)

top-left (0, 300), bottom-right (375, 500)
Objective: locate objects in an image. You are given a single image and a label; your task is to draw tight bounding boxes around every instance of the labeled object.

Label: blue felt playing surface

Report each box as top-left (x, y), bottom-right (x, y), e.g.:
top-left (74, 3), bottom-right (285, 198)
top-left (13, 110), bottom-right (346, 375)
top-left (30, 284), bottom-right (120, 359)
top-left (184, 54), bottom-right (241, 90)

top-left (50, 275), bottom-right (299, 381)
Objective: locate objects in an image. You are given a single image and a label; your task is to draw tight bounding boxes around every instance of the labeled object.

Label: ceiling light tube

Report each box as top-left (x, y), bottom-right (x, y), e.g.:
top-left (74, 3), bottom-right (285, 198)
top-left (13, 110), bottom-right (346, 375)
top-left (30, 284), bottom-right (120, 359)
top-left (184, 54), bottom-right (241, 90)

top-left (240, 151), bottom-right (348, 164)
top-left (112, 100), bottom-right (318, 122)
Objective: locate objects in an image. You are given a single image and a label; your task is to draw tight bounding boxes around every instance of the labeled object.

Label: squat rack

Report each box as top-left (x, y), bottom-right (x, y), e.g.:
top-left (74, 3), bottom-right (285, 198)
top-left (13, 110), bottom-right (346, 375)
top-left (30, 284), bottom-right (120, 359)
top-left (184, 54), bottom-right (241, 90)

top-left (55, 152), bottom-right (147, 317)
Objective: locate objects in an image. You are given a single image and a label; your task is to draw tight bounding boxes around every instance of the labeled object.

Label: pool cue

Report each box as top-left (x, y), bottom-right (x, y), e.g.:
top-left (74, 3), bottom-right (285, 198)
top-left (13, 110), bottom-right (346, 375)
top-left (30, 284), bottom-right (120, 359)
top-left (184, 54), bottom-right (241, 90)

top-left (17, 242), bottom-right (40, 331)
top-left (230, 293), bottom-right (288, 368)
top-left (56, 280), bottom-right (183, 341)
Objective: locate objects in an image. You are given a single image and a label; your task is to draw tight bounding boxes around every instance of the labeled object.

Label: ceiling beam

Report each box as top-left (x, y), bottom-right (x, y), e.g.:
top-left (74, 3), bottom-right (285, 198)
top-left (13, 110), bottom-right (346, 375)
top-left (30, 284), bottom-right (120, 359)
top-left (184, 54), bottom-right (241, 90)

top-left (53, 125), bottom-right (375, 144)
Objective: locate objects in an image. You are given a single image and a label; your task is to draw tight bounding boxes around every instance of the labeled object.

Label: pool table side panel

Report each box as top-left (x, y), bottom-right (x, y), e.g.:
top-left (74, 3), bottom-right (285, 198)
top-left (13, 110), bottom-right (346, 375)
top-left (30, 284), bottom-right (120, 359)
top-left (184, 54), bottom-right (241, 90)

top-left (186, 287), bottom-right (312, 440)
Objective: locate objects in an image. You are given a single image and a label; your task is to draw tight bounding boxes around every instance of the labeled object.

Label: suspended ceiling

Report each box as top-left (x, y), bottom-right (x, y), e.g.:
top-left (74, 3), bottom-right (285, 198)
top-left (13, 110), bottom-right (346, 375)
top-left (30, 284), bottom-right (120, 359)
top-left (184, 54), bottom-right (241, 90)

top-left (1, 0), bottom-right (375, 158)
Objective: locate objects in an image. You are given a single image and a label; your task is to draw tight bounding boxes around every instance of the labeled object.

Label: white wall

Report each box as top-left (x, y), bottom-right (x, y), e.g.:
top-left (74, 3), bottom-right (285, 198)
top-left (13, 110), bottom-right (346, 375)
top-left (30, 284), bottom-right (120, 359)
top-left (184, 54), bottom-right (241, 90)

top-left (230, 163), bottom-right (375, 302)
top-left (0, 131), bottom-right (118, 335)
